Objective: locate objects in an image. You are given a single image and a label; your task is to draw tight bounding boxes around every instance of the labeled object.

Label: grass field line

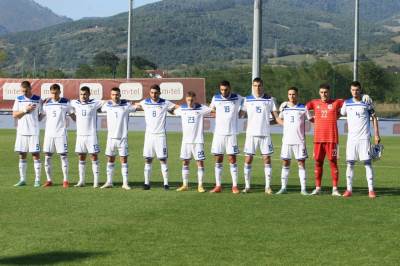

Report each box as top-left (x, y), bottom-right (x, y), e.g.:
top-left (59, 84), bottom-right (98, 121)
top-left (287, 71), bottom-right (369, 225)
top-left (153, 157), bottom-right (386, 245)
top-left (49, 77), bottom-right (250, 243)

top-left (236, 154), bottom-right (400, 169)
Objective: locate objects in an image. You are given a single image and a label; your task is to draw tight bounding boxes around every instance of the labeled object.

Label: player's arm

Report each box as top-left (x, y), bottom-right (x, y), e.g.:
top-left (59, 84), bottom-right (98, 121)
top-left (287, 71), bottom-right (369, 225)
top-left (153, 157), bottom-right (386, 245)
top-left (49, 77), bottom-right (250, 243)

top-left (271, 111), bottom-right (283, 125)
top-left (371, 112), bottom-right (381, 144)
top-left (133, 102), bottom-right (143, 111)
top-left (12, 104), bottom-right (37, 119)
top-left (69, 113), bottom-right (76, 122)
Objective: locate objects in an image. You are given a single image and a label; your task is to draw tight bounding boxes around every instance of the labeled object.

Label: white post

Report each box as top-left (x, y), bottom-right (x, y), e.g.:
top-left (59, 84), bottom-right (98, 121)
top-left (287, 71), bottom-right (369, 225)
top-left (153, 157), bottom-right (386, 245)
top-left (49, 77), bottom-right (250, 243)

top-left (127, 0), bottom-right (133, 79)
top-left (252, 0), bottom-right (262, 80)
top-left (353, 0), bottom-right (359, 81)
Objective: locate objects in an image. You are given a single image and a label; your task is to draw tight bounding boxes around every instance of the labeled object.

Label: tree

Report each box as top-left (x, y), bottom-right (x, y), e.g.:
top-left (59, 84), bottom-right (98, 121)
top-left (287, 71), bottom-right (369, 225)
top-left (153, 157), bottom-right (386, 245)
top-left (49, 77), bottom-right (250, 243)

top-left (75, 64), bottom-right (95, 78)
top-left (93, 51), bottom-right (120, 78)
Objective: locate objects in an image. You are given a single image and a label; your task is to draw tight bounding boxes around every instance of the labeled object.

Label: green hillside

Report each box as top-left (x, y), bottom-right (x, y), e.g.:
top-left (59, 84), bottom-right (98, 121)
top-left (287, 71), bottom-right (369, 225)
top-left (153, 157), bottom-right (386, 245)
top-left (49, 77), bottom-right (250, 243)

top-left (0, 0), bottom-right (397, 72)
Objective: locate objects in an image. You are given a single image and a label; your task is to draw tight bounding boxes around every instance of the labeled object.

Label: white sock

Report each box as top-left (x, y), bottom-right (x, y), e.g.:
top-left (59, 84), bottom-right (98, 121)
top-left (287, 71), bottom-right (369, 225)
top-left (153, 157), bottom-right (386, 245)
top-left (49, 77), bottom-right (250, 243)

top-left (298, 166), bottom-right (307, 191)
top-left (197, 167), bottom-right (204, 186)
top-left (264, 164), bottom-right (272, 189)
top-left (144, 163), bottom-right (152, 185)
top-left (346, 163), bottom-right (355, 192)
top-left (244, 163), bottom-right (252, 189)
top-left (60, 155), bottom-right (69, 182)
top-left (281, 166), bottom-right (290, 190)
top-left (230, 163), bottom-right (238, 187)
top-left (44, 156), bottom-right (52, 182)
top-left (365, 163), bottom-right (374, 192)
top-left (106, 162), bottom-right (115, 184)
top-left (78, 160), bottom-right (86, 184)
top-left (182, 166), bottom-right (189, 186)
top-left (121, 163), bottom-right (129, 186)
top-left (33, 160), bottom-right (41, 182)
top-left (161, 163), bottom-right (169, 186)
top-left (215, 163), bottom-right (223, 187)
top-left (19, 159), bottom-right (27, 182)
top-left (92, 160), bottom-right (100, 186)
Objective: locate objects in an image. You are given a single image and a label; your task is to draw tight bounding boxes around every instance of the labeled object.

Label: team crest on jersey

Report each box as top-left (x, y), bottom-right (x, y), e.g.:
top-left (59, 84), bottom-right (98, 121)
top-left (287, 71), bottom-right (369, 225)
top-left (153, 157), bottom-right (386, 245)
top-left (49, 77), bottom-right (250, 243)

top-left (328, 104), bottom-right (333, 109)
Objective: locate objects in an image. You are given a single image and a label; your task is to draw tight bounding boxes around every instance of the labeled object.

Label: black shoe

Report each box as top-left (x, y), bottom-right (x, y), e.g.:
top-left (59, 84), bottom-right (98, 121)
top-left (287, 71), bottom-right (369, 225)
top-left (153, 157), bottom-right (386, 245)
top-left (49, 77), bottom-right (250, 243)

top-left (164, 185), bottom-right (170, 191)
top-left (143, 184), bottom-right (151, 190)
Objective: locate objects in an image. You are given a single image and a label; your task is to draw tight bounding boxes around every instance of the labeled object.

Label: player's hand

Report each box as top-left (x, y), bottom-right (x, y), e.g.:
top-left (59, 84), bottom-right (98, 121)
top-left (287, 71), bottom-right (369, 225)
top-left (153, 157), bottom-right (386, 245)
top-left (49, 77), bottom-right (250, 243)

top-left (374, 135), bottom-right (381, 145)
top-left (279, 102), bottom-right (288, 112)
top-left (25, 104), bottom-right (36, 113)
top-left (362, 94), bottom-right (373, 104)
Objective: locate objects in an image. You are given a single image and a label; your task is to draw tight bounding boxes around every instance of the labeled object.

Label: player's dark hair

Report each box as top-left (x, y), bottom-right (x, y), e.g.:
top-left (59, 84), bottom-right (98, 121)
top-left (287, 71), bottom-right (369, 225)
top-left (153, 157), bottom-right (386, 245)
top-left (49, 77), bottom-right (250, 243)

top-left (219, 80), bottom-right (231, 88)
top-left (187, 91), bottom-right (196, 97)
top-left (111, 87), bottom-right (121, 93)
top-left (21, 81), bottom-right (31, 89)
top-left (319, 83), bottom-right (330, 90)
top-left (150, 84), bottom-right (161, 92)
top-left (50, 83), bottom-right (61, 91)
top-left (350, 81), bottom-right (362, 89)
top-left (80, 86), bottom-right (91, 94)
top-left (288, 86), bottom-right (298, 93)
top-left (253, 77), bottom-right (263, 85)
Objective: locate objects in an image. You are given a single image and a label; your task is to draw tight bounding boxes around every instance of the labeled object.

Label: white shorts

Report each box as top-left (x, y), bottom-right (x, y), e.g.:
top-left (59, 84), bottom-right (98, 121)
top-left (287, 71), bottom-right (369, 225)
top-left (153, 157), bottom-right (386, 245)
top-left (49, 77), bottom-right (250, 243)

top-left (43, 135), bottom-right (68, 154)
top-left (105, 138), bottom-right (129, 157)
top-left (211, 135), bottom-right (239, 155)
top-left (180, 143), bottom-right (205, 161)
top-left (143, 134), bottom-right (168, 159)
top-left (346, 139), bottom-right (371, 162)
top-left (15, 135), bottom-right (40, 153)
top-left (244, 136), bottom-right (273, 156)
top-left (280, 143), bottom-right (308, 161)
top-left (75, 135), bottom-right (100, 154)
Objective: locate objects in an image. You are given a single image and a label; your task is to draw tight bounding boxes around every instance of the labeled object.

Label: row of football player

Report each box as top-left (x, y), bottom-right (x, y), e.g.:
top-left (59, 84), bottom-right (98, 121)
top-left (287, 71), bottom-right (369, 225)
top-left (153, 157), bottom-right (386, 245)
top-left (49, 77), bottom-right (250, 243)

top-left (12, 78), bottom-right (381, 198)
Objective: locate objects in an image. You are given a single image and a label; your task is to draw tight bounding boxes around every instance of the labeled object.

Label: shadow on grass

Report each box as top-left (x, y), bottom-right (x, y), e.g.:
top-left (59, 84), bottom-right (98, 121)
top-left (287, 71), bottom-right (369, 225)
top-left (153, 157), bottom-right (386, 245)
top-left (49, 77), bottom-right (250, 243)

top-left (0, 251), bottom-right (104, 265)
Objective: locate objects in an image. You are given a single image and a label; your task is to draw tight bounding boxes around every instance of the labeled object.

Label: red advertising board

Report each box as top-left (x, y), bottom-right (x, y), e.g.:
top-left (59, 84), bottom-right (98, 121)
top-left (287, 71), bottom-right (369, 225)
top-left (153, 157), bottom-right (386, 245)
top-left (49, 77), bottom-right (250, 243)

top-left (0, 78), bottom-right (206, 109)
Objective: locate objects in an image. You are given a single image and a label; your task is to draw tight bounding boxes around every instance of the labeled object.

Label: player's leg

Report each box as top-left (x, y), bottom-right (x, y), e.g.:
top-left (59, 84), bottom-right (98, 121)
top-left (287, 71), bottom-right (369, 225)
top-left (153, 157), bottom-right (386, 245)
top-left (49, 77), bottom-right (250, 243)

top-left (211, 135), bottom-right (224, 193)
top-left (227, 135), bottom-right (239, 194)
top-left (42, 136), bottom-right (54, 187)
top-left (44, 153), bottom-right (53, 187)
top-left (155, 135), bottom-right (169, 190)
top-left (102, 138), bottom-right (116, 188)
top-left (75, 136), bottom-right (87, 187)
top-left (261, 136), bottom-right (274, 194)
top-left (177, 160), bottom-right (190, 191)
top-left (311, 143), bottom-right (325, 195)
top-left (194, 144), bottom-right (206, 192)
top-left (277, 144), bottom-right (291, 194)
top-left (30, 135), bottom-right (42, 187)
top-left (15, 151), bottom-right (28, 187)
top-left (177, 143), bottom-right (191, 191)
top-left (196, 160), bottom-right (206, 193)
top-left (293, 144), bottom-right (308, 195)
top-left (143, 134), bottom-right (154, 190)
top-left (360, 140), bottom-right (375, 198)
top-left (102, 154), bottom-right (115, 188)
top-left (327, 143), bottom-right (340, 196)
top-left (88, 136), bottom-right (100, 187)
top-left (343, 141), bottom-right (356, 197)
top-left (263, 155), bottom-right (273, 195)
top-left (243, 135), bottom-right (255, 193)
top-left (55, 136), bottom-right (69, 188)
top-left (119, 138), bottom-right (130, 190)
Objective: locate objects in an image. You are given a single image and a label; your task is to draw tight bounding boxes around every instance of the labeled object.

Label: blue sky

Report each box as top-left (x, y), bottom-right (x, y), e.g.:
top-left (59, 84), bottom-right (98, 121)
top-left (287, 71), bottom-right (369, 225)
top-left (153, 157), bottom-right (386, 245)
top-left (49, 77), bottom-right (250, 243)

top-left (34, 0), bottom-right (160, 20)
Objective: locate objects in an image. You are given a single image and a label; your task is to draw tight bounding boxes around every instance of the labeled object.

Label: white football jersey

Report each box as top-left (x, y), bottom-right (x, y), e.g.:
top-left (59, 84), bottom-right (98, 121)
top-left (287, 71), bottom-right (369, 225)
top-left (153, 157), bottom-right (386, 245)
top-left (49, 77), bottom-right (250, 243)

top-left (279, 103), bottom-right (311, 145)
top-left (210, 93), bottom-right (243, 136)
top-left (101, 100), bottom-right (136, 139)
top-left (71, 99), bottom-right (103, 136)
top-left (175, 104), bottom-right (212, 144)
top-left (12, 95), bottom-right (42, 136)
top-left (242, 94), bottom-right (277, 137)
top-left (340, 98), bottom-right (374, 141)
top-left (42, 98), bottom-right (72, 138)
top-left (140, 98), bottom-right (176, 134)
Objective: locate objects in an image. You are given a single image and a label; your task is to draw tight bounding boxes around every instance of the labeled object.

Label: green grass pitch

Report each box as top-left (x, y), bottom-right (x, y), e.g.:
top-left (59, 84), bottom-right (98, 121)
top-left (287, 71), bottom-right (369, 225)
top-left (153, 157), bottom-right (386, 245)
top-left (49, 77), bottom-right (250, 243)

top-left (0, 129), bottom-right (399, 265)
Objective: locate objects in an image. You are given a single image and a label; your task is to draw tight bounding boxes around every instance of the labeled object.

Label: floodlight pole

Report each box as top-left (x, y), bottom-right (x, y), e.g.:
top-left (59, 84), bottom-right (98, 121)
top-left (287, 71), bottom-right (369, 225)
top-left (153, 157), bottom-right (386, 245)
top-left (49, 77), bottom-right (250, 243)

top-left (252, 0), bottom-right (262, 80)
top-left (127, 0), bottom-right (133, 79)
top-left (353, 0), bottom-right (359, 81)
